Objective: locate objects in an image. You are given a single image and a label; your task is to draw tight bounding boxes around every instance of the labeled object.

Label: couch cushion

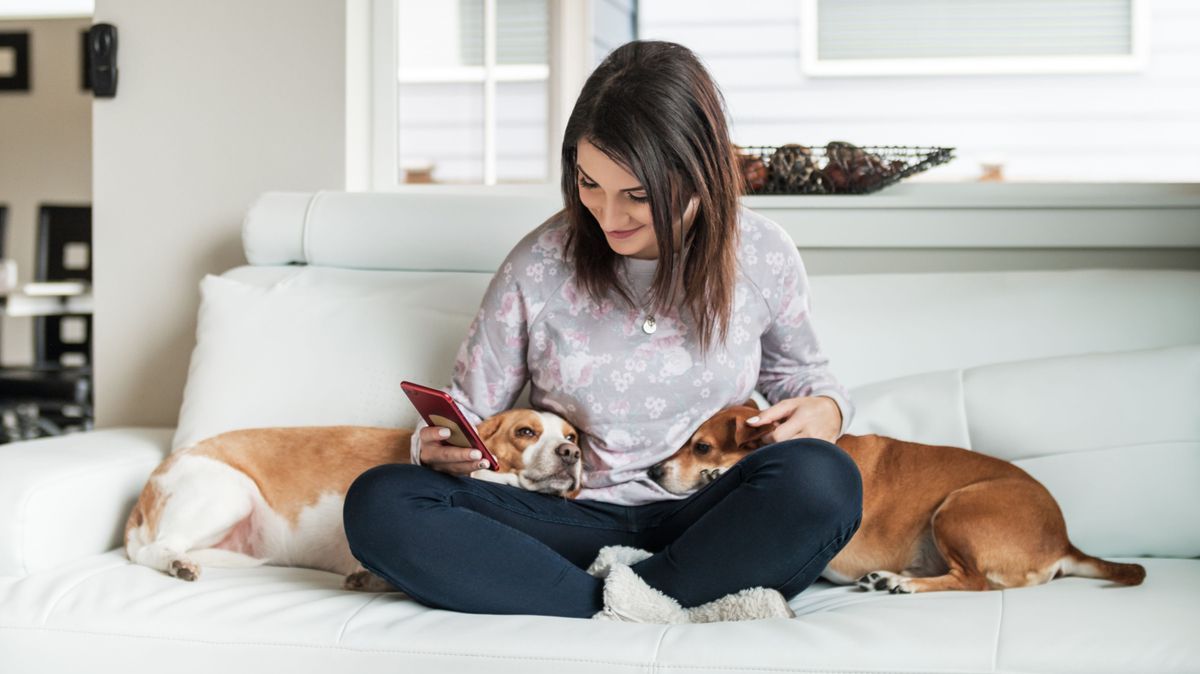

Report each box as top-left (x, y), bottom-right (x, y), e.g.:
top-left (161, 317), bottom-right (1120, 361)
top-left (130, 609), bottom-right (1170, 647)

top-left (194, 266), bottom-right (1200, 422)
top-left (217, 265), bottom-right (1200, 390)
top-left (810, 269), bottom-right (1200, 388)
top-left (173, 271), bottom-right (495, 450)
top-left (0, 551), bottom-right (1195, 673)
top-left (848, 344), bottom-right (1200, 558)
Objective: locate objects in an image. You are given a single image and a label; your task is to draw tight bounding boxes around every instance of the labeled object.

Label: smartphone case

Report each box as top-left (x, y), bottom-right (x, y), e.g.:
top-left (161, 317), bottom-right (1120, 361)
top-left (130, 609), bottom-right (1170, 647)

top-left (401, 381), bottom-right (500, 470)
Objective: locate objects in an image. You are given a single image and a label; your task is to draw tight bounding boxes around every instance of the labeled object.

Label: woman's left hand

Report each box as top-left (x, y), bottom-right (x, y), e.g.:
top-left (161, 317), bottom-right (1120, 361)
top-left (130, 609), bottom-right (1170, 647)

top-left (746, 395), bottom-right (843, 444)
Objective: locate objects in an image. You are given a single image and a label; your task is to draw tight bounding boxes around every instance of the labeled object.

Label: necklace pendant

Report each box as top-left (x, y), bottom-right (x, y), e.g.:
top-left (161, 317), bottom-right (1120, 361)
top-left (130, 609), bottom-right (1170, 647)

top-left (642, 315), bottom-right (657, 334)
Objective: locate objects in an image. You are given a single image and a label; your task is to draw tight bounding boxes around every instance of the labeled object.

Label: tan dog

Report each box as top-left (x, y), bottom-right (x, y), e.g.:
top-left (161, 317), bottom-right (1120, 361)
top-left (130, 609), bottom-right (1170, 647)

top-left (124, 409), bottom-right (582, 588)
top-left (648, 401), bottom-right (1146, 594)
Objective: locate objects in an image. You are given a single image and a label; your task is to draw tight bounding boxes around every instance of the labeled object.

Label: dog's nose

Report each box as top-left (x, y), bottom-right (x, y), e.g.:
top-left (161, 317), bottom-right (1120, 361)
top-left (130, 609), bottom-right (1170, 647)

top-left (647, 463), bottom-right (664, 481)
top-left (556, 444), bottom-right (580, 465)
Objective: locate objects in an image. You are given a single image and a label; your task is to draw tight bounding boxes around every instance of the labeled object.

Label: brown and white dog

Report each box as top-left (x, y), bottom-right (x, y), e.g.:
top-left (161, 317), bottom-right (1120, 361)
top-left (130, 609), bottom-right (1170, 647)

top-left (124, 409), bottom-right (582, 588)
top-left (649, 400), bottom-right (1146, 594)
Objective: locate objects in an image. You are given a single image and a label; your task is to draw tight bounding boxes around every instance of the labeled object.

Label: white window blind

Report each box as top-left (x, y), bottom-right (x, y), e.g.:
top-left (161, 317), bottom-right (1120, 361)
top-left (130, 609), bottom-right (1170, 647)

top-left (803, 0), bottom-right (1145, 76)
top-left (459, 0), bottom-right (550, 65)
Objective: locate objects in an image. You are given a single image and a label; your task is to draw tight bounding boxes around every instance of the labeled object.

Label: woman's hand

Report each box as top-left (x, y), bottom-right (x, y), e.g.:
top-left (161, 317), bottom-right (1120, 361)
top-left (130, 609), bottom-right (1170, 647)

top-left (746, 395), bottom-right (843, 444)
top-left (417, 426), bottom-right (492, 476)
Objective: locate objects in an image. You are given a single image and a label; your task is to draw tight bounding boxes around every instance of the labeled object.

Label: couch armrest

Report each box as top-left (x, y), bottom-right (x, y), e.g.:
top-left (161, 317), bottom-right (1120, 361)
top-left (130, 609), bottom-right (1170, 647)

top-left (0, 427), bottom-right (172, 577)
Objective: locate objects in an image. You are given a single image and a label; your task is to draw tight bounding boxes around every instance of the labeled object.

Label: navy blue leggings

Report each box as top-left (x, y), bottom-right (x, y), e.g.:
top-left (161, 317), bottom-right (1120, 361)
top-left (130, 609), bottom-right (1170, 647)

top-left (342, 438), bottom-right (863, 618)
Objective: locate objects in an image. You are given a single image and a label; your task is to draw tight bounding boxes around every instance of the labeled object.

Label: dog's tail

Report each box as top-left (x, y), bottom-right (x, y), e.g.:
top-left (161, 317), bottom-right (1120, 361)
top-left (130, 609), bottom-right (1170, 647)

top-left (1058, 544), bottom-right (1146, 586)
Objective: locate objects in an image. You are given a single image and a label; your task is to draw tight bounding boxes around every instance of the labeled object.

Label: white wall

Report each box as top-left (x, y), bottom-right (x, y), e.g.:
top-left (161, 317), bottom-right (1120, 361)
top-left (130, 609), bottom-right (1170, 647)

top-left (0, 17), bottom-right (92, 366)
top-left (91, 0), bottom-right (346, 428)
top-left (639, 0), bottom-right (1200, 182)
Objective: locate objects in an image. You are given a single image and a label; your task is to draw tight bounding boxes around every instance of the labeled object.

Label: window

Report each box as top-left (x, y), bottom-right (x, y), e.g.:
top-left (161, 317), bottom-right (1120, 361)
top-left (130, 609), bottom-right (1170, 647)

top-left (396, 0), bottom-right (548, 185)
top-left (367, 0), bottom-right (638, 189)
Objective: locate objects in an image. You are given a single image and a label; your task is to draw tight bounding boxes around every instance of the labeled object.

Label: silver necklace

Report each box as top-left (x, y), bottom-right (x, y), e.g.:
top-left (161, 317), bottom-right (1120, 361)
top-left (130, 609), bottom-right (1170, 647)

top-left (633, 226), bottom-right (692, 335)
top-left (636, 284), bottom-right (657, 335)
top-left (642, 314), bottom-right (657, 335)
top-left (621, 264), bottom-right (657, 335)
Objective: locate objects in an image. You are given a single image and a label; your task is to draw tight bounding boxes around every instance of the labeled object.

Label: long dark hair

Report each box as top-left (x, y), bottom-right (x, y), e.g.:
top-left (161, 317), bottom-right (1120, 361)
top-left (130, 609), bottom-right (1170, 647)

top-left (559, 40), bottom-right (742, 356)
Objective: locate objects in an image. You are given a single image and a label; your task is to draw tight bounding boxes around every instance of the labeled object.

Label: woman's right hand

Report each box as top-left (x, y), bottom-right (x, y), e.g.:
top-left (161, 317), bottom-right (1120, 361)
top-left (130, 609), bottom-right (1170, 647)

top-left (417, 426), bottom-right (491, 475)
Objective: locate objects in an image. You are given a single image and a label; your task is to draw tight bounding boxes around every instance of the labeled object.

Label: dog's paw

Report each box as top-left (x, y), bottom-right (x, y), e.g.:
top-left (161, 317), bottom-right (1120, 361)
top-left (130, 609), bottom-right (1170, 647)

top-left (169, 558), bottom-right (200, 582)
top-left (343, 569), bottom-right (398, 593)
top-left (855, 570), bottom-right (914, 594)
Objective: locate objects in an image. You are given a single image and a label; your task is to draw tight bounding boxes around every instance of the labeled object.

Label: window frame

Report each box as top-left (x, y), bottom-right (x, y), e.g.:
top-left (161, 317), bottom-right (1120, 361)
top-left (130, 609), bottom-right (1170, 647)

top-left (799, 0), bottom-right (1149, 77)
top-left (364, 0), bottom-right (591, 191)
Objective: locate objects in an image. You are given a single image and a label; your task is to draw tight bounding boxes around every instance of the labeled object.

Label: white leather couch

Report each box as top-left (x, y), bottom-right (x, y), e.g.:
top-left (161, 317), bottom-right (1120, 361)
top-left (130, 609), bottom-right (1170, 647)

top-left (2, 191), bottom-right (1198, 674)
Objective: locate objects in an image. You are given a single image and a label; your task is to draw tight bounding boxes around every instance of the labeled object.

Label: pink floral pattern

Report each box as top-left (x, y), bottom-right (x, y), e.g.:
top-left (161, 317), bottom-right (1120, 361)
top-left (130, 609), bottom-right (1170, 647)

top-left (411, 206), bottom-right (853, 505)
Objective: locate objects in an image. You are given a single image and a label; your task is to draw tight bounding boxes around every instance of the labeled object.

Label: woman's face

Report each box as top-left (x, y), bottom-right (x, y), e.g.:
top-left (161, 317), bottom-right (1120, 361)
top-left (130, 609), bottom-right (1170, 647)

top-left (575, 137), bottom-right (698, 261)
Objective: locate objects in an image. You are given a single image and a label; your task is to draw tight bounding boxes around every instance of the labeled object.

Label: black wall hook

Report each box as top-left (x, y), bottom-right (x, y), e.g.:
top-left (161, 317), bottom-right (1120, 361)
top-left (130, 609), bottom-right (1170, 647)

top-left (87, 23), bottom-right (118, 98)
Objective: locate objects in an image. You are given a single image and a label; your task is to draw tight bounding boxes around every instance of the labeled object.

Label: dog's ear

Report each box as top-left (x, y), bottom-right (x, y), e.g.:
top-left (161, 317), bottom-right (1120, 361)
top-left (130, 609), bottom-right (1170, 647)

top-left (741, 398), bottom-right (759, 411)
top-left (476, 415), bottom-right (504, 444)
top-left (475, 416), bottom-right (517, 473)
top-left (734, 417), bottom-right (777, 450)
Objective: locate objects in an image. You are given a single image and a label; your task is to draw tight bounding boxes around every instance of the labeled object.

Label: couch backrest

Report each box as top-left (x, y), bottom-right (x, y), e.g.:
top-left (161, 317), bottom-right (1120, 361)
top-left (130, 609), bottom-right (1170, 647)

top-left (238, 191), bottom-right (1200, 388)
top-left (244, 189), bottom-right (564, 272)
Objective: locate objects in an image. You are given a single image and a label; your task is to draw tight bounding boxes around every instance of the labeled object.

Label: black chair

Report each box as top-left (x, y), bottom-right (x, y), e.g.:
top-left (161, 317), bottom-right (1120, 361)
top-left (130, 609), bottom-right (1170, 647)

top-left (0, 205), bottom-right (94, 443)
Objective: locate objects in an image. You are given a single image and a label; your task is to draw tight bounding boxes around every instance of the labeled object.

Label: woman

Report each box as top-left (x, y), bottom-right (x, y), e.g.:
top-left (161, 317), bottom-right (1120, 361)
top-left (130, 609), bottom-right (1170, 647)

top-left (343, 40), bottom-right (863, 622)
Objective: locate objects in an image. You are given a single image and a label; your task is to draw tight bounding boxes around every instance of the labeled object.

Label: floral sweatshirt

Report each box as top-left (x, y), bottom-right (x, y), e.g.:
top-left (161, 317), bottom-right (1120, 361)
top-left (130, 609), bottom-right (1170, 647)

top-left (410, 204), bottom-right (854, 505)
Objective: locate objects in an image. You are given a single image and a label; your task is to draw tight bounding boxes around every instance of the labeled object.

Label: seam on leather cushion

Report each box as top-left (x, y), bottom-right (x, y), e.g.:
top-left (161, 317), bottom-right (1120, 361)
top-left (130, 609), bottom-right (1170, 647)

top-left (334, 594), bottom-right (381, 645)
top-left (955, 368), bottom-right (973, 450)
top-left (300, 191), bottom-right (321, 264)
top-left (990, 588), bottom-right (1004, 673)
top-left (1009, 439), bottom-right (1197, 463)
top-left (36, 559), bottom-right (130, 625)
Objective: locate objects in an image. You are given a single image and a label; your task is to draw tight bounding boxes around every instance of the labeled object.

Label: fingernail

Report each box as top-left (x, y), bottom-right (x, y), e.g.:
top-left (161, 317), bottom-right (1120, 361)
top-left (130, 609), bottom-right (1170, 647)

top-left (439, 428), bottom-right (450, 438)
top-left (469, 450), bottom-right (482, 459)
top-left (478, 461), bottom-right (488, 469)
top-left (747, 416), bottom-right (760, 424)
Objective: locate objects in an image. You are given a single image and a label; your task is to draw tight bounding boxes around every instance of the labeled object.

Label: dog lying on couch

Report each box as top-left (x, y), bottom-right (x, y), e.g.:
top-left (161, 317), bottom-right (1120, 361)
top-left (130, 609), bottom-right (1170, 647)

top-left (647, 400), bottom-right (1147, 594)
top-left (124, 408), bottom-right (582, 589)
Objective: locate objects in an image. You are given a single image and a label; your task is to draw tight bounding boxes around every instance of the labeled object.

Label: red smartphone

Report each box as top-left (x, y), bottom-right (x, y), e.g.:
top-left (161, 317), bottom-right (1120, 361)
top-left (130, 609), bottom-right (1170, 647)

top-left (401, 380), bottom-right (500, 471)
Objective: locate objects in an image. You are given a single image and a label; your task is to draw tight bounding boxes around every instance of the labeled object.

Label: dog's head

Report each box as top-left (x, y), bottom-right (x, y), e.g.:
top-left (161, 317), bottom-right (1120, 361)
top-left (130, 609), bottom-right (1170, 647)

top-left (647, 399), bottom-right (779, 494)
top-left (477, 409), bottom-right (584, 498)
